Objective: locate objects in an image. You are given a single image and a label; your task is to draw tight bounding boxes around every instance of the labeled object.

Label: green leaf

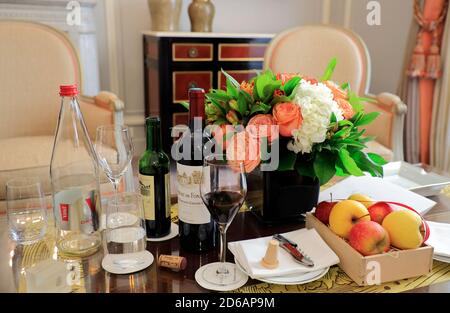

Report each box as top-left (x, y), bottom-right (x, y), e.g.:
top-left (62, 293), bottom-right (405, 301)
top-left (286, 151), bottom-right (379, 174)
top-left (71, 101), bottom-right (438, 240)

top-left (237, 93), bottom-right (247, 115)
top-left (340, 139), bottom-right (366, 149)
top-left (179, 101), bottom-right (189, 110)
top-left (250, 102), bottom-right (271, 115)
top-left (340, 82), bottom-right (350, 91)
top-left (278, 150), bottom-right (297, 171)
top-left (367, 153), bottom-right (388, 166)
top-left (226, 78), bottom-right (239, 98)
top-left (270, 95), bottom-right (291, 106)
top-left (352, 151), bottom-right (383, 177)
top-left (354, 112), bottom-right (380, 127)
top-left (330, 112), bottom-right (337, 124)
top-left (313, 151), bottom-right (337, 185)
top-left (206, 90), bottom-right (231, 103)
top-left (335, 158), bottom-right (349, 176)
top-left (338, 149), bottom-right (364, 176)
top-left (333, 127), bottom-right (352, 139)
top-left (296, 161), bottom-right (315, 178)
top-left (348, 91), bottom-right (364, 113)
top-left (240, 89), bottom-right (253, 103)
top-left (262, 81), bottom-right (281, 102)
top-left (358, 96), bottom-right (377, 103)
top-left (213, 118), bottom-right (227, 125)
top-left (221, 69), bottom-right (240, 89)
top-left (283, 76), bottom-right (301, 96)
top-left (350, 111), bottom-right (364, 124)
top-left (208, 98), bottom-right (227, 116)
top-left (321, 57), bottom-right (337, 81)
top-left (338, 120), bottom-right (353, 127)
top-left (255, 74), bottom-right (270, 99)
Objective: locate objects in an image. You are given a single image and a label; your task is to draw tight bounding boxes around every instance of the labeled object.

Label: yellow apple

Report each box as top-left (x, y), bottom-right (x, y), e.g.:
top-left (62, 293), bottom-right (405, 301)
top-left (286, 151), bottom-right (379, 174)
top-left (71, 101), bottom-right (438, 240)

top-left (382, 210), bottom-right (424, 250)
top-left (348, 193), bottom-right (375, 208)
top-left (329, 200), bottom-right (370, 239)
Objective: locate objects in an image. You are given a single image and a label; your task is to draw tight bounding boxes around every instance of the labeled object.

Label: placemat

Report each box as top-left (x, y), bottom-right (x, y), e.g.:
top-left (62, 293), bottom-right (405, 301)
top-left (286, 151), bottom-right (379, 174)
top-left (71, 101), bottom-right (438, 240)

top-left (233, 261), bottom-right (450, 293)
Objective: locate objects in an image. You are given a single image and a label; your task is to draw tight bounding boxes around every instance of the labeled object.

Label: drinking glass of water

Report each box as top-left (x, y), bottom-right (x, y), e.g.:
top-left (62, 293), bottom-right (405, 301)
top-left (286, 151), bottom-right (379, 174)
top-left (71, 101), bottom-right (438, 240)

top-left (6, 177), bottom-right (48, 244)
top-left (101, 192), bottom-right (154, 274)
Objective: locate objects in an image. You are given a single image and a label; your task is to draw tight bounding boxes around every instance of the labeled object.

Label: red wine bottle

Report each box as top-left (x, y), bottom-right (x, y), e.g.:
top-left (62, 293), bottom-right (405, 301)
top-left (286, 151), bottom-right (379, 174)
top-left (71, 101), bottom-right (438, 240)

top-left (176, 88), bottom-right (217, 252)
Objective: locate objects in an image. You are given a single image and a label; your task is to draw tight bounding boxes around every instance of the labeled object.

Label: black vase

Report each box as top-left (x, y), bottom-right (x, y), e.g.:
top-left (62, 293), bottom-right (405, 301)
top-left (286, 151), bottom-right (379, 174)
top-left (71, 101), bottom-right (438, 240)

top-left (246, 168), bottom-right (320, 224)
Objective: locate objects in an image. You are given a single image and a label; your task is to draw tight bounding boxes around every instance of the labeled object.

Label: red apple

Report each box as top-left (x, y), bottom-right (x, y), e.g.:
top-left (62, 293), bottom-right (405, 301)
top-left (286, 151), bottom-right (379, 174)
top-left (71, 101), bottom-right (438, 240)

top-left (368, 202), bottom-right (394, 224)
top-left (348, 221), bottom-right (391, 256)
top-left (315, 201), bottom-right (336, 225)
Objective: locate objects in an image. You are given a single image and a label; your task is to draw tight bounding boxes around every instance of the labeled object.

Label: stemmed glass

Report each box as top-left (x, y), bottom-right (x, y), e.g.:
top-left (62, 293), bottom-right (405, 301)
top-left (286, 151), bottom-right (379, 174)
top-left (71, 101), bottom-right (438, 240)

top-left (95, 125), bottom-right (134, 199)
top-left (198, 154), bottom-right (248, 288)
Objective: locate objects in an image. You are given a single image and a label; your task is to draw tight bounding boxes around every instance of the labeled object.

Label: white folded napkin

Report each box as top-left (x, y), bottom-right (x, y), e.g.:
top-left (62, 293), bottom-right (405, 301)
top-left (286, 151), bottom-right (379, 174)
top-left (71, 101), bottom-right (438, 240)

top-left (228, 228), bottom-right (339, 279)
top-left (425, 221), bottom-right (450, 257)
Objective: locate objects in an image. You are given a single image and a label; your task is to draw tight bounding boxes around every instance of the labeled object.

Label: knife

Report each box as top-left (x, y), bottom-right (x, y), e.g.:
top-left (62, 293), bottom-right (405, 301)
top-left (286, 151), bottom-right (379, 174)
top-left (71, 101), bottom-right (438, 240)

top-left (273, 234), bottom-right (314, 267)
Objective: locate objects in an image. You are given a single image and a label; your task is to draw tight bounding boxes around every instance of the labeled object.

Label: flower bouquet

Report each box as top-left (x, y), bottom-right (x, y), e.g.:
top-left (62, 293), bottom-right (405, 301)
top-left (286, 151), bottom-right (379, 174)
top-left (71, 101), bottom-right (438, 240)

top-left (183, 58), bottom-right (387, 222)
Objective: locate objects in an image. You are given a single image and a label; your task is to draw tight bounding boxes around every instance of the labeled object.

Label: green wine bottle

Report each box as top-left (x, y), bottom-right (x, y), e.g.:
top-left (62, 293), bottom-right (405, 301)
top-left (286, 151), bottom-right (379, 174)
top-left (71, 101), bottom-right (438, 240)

top-left (139, 116), bottom-right (171, 238)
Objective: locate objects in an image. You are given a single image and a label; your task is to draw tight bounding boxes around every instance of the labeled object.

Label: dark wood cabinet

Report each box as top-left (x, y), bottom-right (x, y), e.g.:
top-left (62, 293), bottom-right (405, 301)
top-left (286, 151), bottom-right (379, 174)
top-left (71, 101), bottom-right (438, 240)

top-left (143, 32), bottom-right (274, 152)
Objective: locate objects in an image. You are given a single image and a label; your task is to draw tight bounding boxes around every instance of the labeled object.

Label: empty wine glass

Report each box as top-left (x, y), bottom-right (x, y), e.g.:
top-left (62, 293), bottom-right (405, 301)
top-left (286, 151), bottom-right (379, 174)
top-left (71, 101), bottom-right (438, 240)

top-left (6, 177), bottom-right (47, 244)
top-left (197, 154), bottom-right (248, 288)
top-left (95, 125), bottom-right (134, 198)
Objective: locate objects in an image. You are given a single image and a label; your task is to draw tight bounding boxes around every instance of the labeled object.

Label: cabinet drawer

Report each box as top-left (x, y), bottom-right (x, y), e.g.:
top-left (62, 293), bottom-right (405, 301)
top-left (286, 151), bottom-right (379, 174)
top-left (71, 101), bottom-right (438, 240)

top-left (218, 43), bottom-right (268, 61)
top-left (172, 43), bottom-right (213, 61)
top-left (172, 71), bottom-right (213, 102)
top-left (173, 112), bottom-right (189, 126)
top-left (218, 69), bottom-right (260, 89)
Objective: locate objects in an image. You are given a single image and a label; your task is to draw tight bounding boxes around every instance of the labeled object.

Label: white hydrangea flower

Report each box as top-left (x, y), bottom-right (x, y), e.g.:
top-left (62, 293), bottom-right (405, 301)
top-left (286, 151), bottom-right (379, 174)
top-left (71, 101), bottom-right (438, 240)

top-left (287, 80), bottom-right (344, 154)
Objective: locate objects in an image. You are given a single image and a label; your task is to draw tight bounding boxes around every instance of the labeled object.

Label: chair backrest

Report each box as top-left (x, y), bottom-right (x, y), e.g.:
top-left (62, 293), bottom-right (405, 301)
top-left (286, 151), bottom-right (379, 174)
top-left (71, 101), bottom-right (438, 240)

top-left (264, 25), bottom-right (371, 96)
top-left (0, 20), bottom-right (82, 139)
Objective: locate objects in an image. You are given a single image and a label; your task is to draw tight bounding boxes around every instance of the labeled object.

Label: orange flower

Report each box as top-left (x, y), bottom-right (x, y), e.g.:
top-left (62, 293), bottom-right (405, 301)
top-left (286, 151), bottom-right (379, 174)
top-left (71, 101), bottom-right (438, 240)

top-left (324, 80), bottom-right (354, 119)
top-left (276, 73), bottom-right (300, 85)
top-left (273, 102), bottom-right (303, 137)
top-left (240, 81), bottom-right (254, 95)
top-left (246, 114), bottom-right (279, 143)
top-left (211, 124), bottom-right (236, 151)
top-left (226, 131), bottom-right (260, 173)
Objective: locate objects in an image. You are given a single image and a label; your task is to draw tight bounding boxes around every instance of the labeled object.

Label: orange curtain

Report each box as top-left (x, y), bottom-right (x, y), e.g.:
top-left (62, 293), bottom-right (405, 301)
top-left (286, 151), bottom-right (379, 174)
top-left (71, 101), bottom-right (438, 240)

top-left (419, 0), bottom-right (446, 164)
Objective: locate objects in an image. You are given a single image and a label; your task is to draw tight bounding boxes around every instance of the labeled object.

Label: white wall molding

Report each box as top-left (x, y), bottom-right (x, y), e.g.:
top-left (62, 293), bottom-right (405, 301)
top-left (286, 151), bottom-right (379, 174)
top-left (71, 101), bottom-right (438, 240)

top-left (0, 0), bottom-right (100, 95)
top-left (344, 0), bottom-right (353, 28)
top-left (321, 0), bottom-right (331, 24)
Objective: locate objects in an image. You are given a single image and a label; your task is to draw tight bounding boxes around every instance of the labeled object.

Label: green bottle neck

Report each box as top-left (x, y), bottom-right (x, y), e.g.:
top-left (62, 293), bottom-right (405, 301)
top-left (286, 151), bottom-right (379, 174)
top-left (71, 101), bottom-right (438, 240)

top-left (146, 121), bottom-right (162, 152)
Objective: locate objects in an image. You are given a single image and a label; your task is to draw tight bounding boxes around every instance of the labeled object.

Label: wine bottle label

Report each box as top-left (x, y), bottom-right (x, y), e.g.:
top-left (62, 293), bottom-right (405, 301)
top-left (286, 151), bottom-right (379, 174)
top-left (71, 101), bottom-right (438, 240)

top-left (165, 173), bottom-right (171, 219)
top-left (176, 163), bottom-right (210, 224)
top-left (139, 174), bottom-right (156, 220)
top-left (53, 189), bottom-right (96, 234)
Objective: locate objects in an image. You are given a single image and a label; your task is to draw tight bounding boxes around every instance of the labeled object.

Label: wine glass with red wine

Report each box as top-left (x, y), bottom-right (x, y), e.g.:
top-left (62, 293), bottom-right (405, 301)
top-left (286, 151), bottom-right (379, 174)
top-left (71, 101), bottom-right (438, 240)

top-left (197, 154), bottom-right (248, 288)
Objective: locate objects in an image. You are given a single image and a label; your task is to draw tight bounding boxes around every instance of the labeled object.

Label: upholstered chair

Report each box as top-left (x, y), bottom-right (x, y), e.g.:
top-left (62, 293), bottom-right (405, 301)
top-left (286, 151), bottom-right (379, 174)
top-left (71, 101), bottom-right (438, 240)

top-left (0, 21), bottom-right (126, 213)
top-left (264, 25), bottom-right (407, 162)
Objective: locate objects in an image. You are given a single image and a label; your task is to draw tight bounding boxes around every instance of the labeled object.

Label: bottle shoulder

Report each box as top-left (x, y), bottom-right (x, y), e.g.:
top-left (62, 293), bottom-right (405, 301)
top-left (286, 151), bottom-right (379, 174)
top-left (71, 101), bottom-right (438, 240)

top-left (139, 150), bottom-right (170, 172)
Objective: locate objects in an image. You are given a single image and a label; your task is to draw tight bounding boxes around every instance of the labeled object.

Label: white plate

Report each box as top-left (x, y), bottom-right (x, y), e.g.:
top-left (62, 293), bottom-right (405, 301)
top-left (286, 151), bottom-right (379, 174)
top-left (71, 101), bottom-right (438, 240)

top-left (195, 262), bottom-right (249, 291)
top-left (433, 255), bottom-right (450, 263)
top-left (319, 175), bottom-right (436, 215)
top-left (383, 162), bottom-right (450, 196)
top-left (234, 257), bottom-right (329, 285)
top-left (102, 250), bottom-right (154, 275)
top-left (147, 223), bottom-right (179, 242)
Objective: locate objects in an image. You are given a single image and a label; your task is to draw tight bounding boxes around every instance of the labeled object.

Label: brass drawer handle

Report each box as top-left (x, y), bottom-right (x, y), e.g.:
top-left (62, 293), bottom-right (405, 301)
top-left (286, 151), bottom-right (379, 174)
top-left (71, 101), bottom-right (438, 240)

top-left (188, 81), bottom-right (198, 89)
top-left (188, 47), bottom-right (199, 58)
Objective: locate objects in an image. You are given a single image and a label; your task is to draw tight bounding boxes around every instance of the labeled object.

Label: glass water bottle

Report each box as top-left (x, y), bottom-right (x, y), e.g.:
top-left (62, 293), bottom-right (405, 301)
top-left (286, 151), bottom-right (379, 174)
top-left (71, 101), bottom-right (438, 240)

top-left (50, 85), bottom-right (102, 257)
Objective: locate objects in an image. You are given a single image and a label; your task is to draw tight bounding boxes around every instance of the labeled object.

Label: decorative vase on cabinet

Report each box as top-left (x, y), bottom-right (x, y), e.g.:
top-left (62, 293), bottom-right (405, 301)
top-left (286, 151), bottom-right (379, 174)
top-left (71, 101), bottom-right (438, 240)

top-left (148, 0), bottom-right (182, 31)
top-left (188, 0), bottom-right (215, 32)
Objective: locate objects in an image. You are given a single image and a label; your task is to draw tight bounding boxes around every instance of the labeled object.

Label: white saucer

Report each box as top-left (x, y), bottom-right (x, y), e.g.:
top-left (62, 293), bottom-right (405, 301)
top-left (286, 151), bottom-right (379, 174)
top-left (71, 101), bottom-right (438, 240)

top-left (235, 257), bottom-right (329, 285)
top-left (102, 250), bottom-right (154, 275)
top-left (147, 223), bottom-right (179, 242)
top-left (434, 254), bottom-right (450, 263)
top-left (195, 262), bottom-right (249, 291)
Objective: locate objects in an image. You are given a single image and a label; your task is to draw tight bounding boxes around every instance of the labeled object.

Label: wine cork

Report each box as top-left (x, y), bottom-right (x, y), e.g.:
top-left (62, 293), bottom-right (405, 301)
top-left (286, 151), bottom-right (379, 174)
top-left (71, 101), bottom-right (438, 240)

top-left (158, 255), bottom-right (187, 271)
top-left (260, 239), bottom-right (279, 269)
